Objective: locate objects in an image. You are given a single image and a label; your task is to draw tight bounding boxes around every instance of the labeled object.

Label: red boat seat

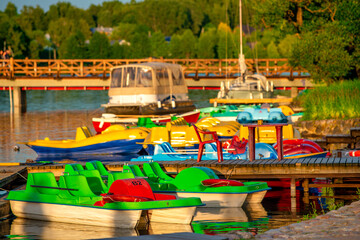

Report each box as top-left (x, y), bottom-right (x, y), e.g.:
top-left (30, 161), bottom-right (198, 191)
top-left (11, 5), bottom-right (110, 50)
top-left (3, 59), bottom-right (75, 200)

top-left (108, 178), bottom-right (156, 200)
top-left (201, 179), bottom-right (244, 187)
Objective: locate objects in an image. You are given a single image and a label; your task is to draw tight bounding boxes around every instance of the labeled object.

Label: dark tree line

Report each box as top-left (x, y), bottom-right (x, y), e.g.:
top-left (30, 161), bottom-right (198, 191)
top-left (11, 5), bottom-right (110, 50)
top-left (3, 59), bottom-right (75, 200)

top-left (0, 0), bottom-right (359, 83)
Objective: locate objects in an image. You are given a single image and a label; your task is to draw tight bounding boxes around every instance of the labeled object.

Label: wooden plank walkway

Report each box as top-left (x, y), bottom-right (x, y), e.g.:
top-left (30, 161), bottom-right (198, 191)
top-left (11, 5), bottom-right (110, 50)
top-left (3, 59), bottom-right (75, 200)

top-left (99, 232), bottom-right (227, 240)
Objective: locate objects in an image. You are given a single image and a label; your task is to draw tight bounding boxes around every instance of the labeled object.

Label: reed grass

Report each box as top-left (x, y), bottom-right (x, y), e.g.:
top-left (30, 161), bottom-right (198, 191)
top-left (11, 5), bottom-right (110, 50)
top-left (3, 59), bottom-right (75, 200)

top-left (296, 80), bottom-right (360, 120)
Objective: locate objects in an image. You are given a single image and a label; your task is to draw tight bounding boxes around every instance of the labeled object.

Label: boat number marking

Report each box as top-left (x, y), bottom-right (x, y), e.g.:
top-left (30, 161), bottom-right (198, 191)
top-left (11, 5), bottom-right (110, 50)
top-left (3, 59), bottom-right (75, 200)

top-left (132, 180), bottom-right (142, 186)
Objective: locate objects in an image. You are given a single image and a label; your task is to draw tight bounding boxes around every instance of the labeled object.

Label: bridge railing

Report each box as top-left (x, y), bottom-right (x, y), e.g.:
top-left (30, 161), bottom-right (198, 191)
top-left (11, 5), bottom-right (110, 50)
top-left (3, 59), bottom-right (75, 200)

top-left (0, 58), bottom-right (309, 79)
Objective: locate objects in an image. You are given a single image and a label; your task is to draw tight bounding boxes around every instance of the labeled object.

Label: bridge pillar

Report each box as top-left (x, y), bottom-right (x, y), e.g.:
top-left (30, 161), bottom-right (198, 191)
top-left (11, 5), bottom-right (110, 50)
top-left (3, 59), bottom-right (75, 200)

top-left (12, 87), bottom-right (27, 114)
top-left (290, 87), bottom-right (298, 98)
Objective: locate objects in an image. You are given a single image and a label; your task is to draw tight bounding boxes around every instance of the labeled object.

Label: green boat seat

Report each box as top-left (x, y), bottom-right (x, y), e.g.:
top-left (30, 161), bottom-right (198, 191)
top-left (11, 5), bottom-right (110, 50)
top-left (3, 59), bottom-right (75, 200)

top-left (107, 172), bottom-right (136, 187)
top-left (172, 167), bottom-right (219, 190)
top-left (123, 165), bottom-right (145, 177)
top-left (64, 164), bottom-right (84, 175)
top-left (143, 163), bottom-right (161, 182)
top-left (62, 174), bottom-right (98, 197)
top-left (85, 161), bottom-right (109, 177)
top-left (149, 162), bottom-right (174, 181)
top-left (27, 172), bottom-right (59, 195)
top-left (78, 169), bottom-right (108, 195)
top-left (137, 117), bottom-right (159, 128)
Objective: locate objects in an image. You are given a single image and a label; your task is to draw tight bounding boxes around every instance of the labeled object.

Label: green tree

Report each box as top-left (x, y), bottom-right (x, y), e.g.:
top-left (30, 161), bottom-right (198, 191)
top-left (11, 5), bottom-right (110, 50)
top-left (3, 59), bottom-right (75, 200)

top-left (4, 2), bottom-right (17, 18)
top-left (278, 34), bottom-right (297, 58)
top-left (88, 32), bottom-right (111, 59)
top-left (150, 31), bottom-right (168, 58)
top-left (180, 29), bottom-right (197, 58)
top-left (217, 23), bottom-right (235, 59)
top-left (111, 23), bottom-right (137, 41)
top-left (29, 40), bottom-right (40, 59)
top-left (128, 32), bottom-right (151, 58)
top-left (291, 22), bottom-right (353, 83)
top-left (7, 22), bottom-right (30, 58)
top-left (58, 31), bottom-right (87, 59)
top-left (267, 41), bottom-right (280, 58)
top-left (169, 34), bottom-right (183, 58)
top-left (197, 28), bottom-right (218, 58)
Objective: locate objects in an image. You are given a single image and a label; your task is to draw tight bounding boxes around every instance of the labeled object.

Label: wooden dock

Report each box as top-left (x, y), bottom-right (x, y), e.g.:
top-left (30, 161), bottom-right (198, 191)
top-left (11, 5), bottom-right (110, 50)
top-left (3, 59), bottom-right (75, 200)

top-left (209, 97), bottom-right (293, 106)
top-left (26, 157), bottom-right (360, 202)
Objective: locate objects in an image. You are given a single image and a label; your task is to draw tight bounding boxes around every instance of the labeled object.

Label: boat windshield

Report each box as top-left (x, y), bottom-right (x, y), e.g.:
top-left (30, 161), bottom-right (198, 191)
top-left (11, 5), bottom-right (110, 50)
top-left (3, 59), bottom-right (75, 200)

top-left (136, 67), bottom-right (153, 87)
top-left (172, 66), bottom-right (185, 86)
top-left (122, 67), bottom-right (136, 87)
top-left (110, 68), bottom-right (122, 87)
top-left (156, 67), bottom-right (170, 87)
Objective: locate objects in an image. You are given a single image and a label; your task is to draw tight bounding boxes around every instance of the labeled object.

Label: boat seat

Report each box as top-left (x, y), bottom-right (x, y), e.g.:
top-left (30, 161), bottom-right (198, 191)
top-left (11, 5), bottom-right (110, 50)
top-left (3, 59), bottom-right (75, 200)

top-left (78, 169), bottom-right (108, 195)
top-left (137, 117), bottom-right (158, 128)
top-left (64, 163), bottom-right (84, 175)
top-left (149, 162), bottom-right (174, 181)
top-left (143, 163), bottom-right (161, 182)
top-left (85, 161), bottom-right (109, 177)
top-left (27, 172), bottom-right (59, 195)
top-left (107, 178), bottom-right (155, 201)
top-left (123, 165), bottom-right (145, 177)
top-left (107, 171), bottom-right (135, 187)
top-left (75, 126), bottom-right (93, 141)
top-left (62, 174), bottom-right (99, 197)
top-left (143, 127), bottom-right (170, 145)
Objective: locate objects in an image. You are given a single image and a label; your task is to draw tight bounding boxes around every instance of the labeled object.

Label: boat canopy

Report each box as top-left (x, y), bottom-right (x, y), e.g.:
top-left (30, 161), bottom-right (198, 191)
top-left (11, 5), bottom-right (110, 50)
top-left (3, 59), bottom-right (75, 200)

top-left (110, 62), bottom-right (186, 89)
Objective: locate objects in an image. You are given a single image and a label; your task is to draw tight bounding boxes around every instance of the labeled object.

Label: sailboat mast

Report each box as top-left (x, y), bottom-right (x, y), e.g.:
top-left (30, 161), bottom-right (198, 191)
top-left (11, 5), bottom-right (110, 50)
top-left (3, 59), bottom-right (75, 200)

top-left (238, 0), bottom-right (247, 81)
top-left (239, 0), bottom-right (243, 56)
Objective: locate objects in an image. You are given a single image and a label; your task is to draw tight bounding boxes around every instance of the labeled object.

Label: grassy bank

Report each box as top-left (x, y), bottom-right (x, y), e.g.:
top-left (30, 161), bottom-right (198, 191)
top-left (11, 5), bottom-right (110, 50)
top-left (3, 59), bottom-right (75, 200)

top-left (295, 80), bottom-right (360, 120)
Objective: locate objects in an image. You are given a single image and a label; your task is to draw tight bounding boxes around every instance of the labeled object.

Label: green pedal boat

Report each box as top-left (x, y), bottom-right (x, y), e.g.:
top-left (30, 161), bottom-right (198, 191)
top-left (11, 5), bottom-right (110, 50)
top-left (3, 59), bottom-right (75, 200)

top-left (7, 170), bottom-right (203, 228)
top-left (123, 162), bottom-right (270, 208)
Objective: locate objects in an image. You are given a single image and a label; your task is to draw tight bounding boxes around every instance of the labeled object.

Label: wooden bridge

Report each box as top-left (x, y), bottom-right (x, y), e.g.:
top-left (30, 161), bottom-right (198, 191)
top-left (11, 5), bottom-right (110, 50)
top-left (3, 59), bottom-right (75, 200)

top-left (0, 58), bottom-right (314, 113)
top-left (0, 58), bottom-right (312, 88)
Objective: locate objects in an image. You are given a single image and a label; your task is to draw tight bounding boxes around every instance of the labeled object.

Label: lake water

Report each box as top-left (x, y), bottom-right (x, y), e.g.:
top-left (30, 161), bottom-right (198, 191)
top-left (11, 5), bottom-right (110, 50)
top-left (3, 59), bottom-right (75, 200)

top-left (0, 89), bottom-right (353, 239)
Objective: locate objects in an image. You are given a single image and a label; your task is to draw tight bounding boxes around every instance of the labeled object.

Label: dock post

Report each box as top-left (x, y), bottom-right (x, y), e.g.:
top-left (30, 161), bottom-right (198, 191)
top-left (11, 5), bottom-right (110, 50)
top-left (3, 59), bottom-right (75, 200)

top-left (303, 178), bottom-right (309, 205)
top-left (291, 177), bottom-right (297, 212)
top-left (12, 87), bottom-right (27, 114)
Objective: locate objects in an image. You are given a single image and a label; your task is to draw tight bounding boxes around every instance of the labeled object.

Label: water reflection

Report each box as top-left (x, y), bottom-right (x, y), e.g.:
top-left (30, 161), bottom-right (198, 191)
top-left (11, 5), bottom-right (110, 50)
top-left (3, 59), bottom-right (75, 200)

top-left (9, 218), bottom-right (138, 239)
top-left (4, 205), bottom-right (267, 239)
top-left (192, 204), bottom-right (269, 236)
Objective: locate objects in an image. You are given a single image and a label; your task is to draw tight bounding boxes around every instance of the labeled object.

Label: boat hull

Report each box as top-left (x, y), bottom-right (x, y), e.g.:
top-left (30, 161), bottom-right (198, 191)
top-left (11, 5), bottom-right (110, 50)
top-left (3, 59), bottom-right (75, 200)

top-left (159, 192), bottom-right (247, 208)
top-left (148, 206), bottom-right (197, 224)
top-left (27, 139), bottom-right (144, 155)
top-left (245, 190), bottom-right (268, 204)
top-left (10, 200), bottom-right (142, 228)
top-left (104, 101), bottom-right (196, 116)
top-left (92, 110), bottom-right (200, 133)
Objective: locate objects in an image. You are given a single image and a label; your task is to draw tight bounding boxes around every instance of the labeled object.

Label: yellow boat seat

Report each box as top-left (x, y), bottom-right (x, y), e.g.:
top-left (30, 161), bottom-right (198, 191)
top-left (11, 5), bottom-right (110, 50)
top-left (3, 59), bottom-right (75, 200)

top-left (75, 126), bottom-right (93, 141)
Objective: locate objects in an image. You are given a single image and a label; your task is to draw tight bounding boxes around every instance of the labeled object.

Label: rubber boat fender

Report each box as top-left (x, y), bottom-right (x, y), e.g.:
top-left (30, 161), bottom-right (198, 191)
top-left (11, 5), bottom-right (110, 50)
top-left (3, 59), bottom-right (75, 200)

top-left (201, 179), bottom-right (244, 187)
top-left (349, 150), bottom-right (360, 157)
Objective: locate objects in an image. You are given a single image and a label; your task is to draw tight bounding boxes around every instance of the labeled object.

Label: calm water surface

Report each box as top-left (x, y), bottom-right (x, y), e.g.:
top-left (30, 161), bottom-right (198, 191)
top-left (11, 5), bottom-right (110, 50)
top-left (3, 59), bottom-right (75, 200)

top-left (0, 90), bottom-right (352, 239)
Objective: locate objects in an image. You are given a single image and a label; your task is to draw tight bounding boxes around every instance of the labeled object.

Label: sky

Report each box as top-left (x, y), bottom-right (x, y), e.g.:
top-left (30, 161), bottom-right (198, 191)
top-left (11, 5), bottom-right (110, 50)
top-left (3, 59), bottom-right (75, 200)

top-left (0, 0), bottom-right (130, 12)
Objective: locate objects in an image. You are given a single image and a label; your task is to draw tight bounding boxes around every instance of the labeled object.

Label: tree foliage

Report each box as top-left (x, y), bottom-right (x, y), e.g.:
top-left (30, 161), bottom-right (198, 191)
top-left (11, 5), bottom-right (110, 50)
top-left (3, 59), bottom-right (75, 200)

top-left (0, 0), bottom-right (358, 82)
